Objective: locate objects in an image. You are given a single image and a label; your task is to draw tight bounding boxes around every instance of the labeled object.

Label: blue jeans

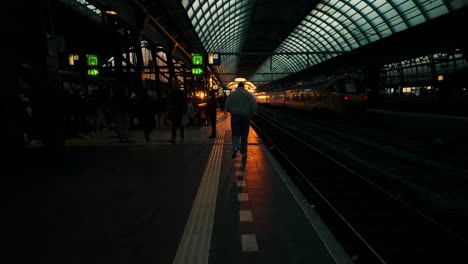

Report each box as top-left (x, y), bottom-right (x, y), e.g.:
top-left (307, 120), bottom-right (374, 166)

top-left (231, 114), bottom-right (251, 155)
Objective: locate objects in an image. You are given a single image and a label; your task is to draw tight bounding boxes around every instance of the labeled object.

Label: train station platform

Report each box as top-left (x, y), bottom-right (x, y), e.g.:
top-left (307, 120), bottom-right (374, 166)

top-left (4, 112), bottom-right (353, 264)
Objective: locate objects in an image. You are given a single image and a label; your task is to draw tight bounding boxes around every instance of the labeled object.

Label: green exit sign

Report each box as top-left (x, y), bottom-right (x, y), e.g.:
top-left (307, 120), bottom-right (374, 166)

top-left (88, 69), bottom-right (99, 76)
top-left (192, 68), bottom-right (203, 75)
top-left (87, 54), bottom-right (98, 66)
top-left (192, 53), bottom-right (203, 65)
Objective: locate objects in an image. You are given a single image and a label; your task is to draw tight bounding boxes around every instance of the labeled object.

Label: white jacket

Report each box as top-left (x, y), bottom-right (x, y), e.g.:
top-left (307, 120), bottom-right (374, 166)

top-left (225, 87), bottom-right (257, 115)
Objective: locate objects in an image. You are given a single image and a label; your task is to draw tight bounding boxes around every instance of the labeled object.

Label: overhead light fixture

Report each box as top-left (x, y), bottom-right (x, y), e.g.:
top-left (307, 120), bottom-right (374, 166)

top-left (102, 6), bottom-right (118, 15)
top-left (105, 10), bottom-right (118, 15)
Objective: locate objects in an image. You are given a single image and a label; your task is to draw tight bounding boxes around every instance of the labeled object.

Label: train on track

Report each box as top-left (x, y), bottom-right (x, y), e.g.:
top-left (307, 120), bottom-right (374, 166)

top-left (255, 74), bottom-right (368, 114)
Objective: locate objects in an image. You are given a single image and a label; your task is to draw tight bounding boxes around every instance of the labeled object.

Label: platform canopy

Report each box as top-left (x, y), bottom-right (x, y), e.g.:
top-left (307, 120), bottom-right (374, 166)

top-left (179, 0), bottom-right (466, 87)
top-left (76, 0), bottom-right (467, 88)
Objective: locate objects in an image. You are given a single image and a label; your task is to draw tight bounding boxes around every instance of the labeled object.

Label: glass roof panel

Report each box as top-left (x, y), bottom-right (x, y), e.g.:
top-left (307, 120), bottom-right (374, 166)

top-left (187, 7), bottom-right (194, 18)
top-left (201, 3), bottom-right (208, 13)
top-left (419, 0), bottom-right (449, 19)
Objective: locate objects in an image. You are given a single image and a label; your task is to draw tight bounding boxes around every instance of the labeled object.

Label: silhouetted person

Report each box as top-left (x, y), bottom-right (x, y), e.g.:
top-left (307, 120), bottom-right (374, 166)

top-left (186, 98), bottom-right (195, 126)
top-left (224, 82), bottom-right (257, 160)
top-left (206, 90), bottom-right (218, 139)
top-left (139, 89), bottom-right (156, 141)
top-left (154, 88), bottom-right (164, 128)
top-left (112, 87), bottom-right (130, 142)
top-left (169, 84), bottom-right (187, 144)
top-left (219, 92), bottom-right (226, 114)
top-left (83, 90), bottom-right (98, 137)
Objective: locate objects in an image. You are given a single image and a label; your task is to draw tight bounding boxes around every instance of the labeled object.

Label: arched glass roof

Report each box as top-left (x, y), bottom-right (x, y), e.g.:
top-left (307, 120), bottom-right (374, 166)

top-left (181, 0), bottom-right (466, 86)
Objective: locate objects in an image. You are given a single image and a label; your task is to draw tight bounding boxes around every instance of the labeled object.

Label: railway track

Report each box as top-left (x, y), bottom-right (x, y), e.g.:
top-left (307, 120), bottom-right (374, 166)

top-left (251, 106), bottom-right (468, 263)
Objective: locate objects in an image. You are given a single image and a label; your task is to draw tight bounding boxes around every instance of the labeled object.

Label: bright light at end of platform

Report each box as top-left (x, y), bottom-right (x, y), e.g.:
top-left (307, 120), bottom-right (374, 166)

top-left (197, 91), bottom-right (206, 99)
top-left (235, 77), bottom-right (246, 82)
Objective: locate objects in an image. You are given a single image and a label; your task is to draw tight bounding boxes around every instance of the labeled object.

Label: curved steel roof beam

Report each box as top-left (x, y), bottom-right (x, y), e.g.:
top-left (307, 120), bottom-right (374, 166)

top-left (279, 41), bottom-right (315, 71)
top-left (299, 13), bottom-right (348, 52)
top-left (303, 7), bottom-right (353, 51)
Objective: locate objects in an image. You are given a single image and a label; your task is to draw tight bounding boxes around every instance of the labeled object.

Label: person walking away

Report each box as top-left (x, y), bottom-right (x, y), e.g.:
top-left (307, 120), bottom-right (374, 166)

top-left (219, 92), bottom-right (227, 114)
top-left (95, 87), bottom-right (109, 133)
top-left (112, 87), bottom-right (130, 142)
top-left (224, 82), bottom-right (257, 160)
top-left (83, 90), bottom-right (98, 137)
top-left (139, 89), bottom-right (156, 141)
top-left (169, 84), bottom-right (187, 144)
top-left (154, 88), bottom-right (164, 128)
top-left (186, 98), bottom-right (195, 126)
top-left (206, 90), bottom-right (218, 139)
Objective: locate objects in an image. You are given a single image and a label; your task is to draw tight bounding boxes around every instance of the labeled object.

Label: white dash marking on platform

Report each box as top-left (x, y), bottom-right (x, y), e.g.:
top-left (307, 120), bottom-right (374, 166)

top-left (237, 193), bottom-right (249, 202)
top-left (241, 234), bottom-right (259, 252)
top-left (236, 180), bottom-right (246, 187)
top-left (239, 210), bottom-right (253, 222)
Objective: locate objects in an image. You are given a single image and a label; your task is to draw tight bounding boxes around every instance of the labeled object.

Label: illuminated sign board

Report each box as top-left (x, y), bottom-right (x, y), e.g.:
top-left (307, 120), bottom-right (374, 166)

top-left (87, 54), bottom-right (98, 66)
top-left (208, 52), bottom-right (220, 65)
top-left (68, 54), bottom-right (79, 66)
top-left (88, 69), bottom-right (99, 76)
top-left (192, 68), bottom-right (203, 75)
top-left (192, 53), bottom-right (203, 65)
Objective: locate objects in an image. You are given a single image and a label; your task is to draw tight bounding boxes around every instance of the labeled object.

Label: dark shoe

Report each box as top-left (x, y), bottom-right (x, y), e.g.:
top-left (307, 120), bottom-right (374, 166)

top-left (209, 135), bottom-right (216, 139)
top-left (169, 139), bottom-right (176, 144)
top-left (180, 138), bottom-right (184, 143)
top-left (232, 147), bottom-right (239, 159)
